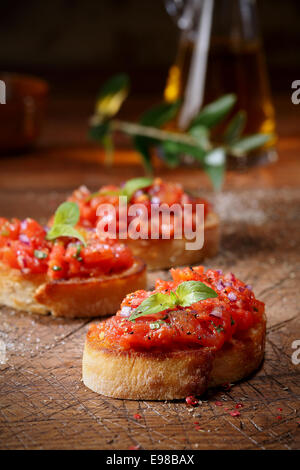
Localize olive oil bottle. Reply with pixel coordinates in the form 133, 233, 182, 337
164, 0, 277, 167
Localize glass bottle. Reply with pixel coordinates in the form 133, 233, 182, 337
164, 0, 277, 167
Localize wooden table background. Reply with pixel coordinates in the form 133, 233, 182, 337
0, 96, 299, 450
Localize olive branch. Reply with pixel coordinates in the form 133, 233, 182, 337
89, 73, 273, 190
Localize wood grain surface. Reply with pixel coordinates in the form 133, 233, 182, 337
0, 96, 299, 450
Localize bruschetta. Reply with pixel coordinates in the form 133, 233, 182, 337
82, 266, 266, 400
67, 177, 220, 270
0, 216, 146, 317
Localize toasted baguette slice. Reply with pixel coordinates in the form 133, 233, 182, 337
82, 312, 266, 400
125, 211, 220, 270
0, 259, 146, 318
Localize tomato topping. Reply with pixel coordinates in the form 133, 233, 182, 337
68, 178, 211, 236
88, 266, 264, 353
0, 218, 134, 280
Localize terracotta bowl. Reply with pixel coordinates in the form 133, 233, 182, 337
0, 73, 49, 153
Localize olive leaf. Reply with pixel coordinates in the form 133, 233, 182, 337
161, 140, 206, 163
203, 148, 226, 192
223, 111, 246, 144
189, 94, 236, 129
95, 73, 129, 119
188, 125, 210, 149
134, 100, 181, 172
229, 134, 272, 156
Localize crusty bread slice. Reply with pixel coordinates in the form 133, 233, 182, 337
0, 259, 146, 318
125, 211, 220, 270
82, 312, 266, 400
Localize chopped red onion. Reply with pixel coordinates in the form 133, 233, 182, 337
216, 280, 225, 291
210, 307, 223, 318
20, 220, 28, 230
228, 292, 237, 301
120, 306, 132, 317
151, 196, 160, 204
246, 284, 252, 291
19, 234, 30, 245
216, 269, 223, 275
224, 281, 232, 287
238, 286, 245, 293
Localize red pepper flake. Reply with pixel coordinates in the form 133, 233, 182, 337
195, 425, 202, 431
186, 395, 199, 406
277, 415, 282, 420
230, 411, 241, 417
193, 421, 199, 425
128, 444, 141, 450
133, 413, 142, 420
277, 408, 283, 412
222, 382, 231, 391
235, 403, 244, 409
224, 407, 230, 412
215, 401, 223, 406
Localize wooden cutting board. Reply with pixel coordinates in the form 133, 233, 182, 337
0, 182, 299, 450
0, 107, 299, 451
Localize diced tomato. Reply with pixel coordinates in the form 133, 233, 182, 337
90, 266, 265, 353
68, 178, 211, 238
0, 217, 134, 280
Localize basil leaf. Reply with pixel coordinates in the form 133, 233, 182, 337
53, 202, 80, 227
95, 74, 129, 118
229, 134, 272, 156
129, 292, 177, 321
86, 177, 153, 203
129, 281, 218, 321
203, 148, 226, 191
121, 177, 153, 201
175, 281, 218, 306
190, 94, 236, 129
85, 189, 120, 202
46, 225, 86, 246
223, 111, 246, 144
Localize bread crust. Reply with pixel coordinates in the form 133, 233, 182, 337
0, 259, 146, 318
82, 312, 266, 400
125, 211, 220, 270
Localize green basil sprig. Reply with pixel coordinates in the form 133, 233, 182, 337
46, 202, 86, 246
129, 281, 217, 321
120, 177, 153, 200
